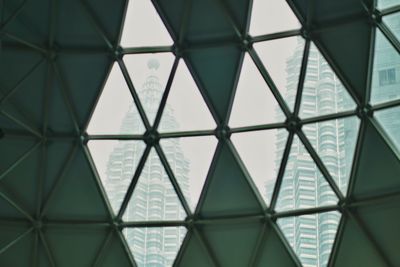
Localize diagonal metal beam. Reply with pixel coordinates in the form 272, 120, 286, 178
0, 226, 33, 256
0, 0, 28, 31
38, 230, 56, 267
92, 229, 113, 267
0, 189, 35, 222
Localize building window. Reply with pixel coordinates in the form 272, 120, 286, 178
379, 68, 397, 86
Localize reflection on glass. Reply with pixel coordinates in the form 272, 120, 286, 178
123, 149, 186, 222
299, 43, 356, 119
229, 54, 285, 128
120, 0, 173, 47
124, 53, 175, 125
370, 30, 400, 105
254, 36, 305, 111
124, 226, 187, 267
375, 106, 400, 151
231, 129, 288, 205
278, 211, 341, 267
87, 63, 145, 135
303, 116, 360, 195
276, 135, 338, 211
377, 0, 400, 10
158, 60, 216, 133
160, 136, 217, 211
383, 12, 400, 41
88, 140, 146, 214
249, 0, 300, 36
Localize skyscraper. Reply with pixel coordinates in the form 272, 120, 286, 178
104, 59, 189, 266
275, 38, 359, 267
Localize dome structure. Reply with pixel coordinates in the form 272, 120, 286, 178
0, 0, 399, 266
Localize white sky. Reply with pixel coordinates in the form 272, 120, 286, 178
87, 0, 302, 208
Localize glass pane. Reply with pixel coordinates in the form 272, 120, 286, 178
375, 106, 400, 151
158, 60, 216, 133
249, 0, 300, 36
303, 116, 360, 195
87, 63, 145, 135
231, 129, 288, 205
229, 54, 286, 128
120, 0, 173, 47
124, 53, 175, 125
254, 36, 305, 111
124, 226, 187, 267
370, 30, 400, 105
377, 0, 400, 10
160, 136, 217, 211
299, 43, 356, 119
87, 140, 146, 214
123, 149, 186, 222
383, 12, 400, 41
276, 135, 338, 211
278, 211, 341, 267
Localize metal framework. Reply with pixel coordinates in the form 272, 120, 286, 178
0, 0, 399, 266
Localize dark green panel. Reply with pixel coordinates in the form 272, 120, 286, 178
290, 0, 373, 23
85, 0, 127, 45
0, 147, 40, 215
55, 0, 106, 47
0, 49, 43, 93
199, 142, 263, 217
3, 0, 50, 46
99, 232, 132, 267
0, 224, 30, 249
56, 54, 111, 128
0, 231, 34, 267
0, 137, 37, 174
45, 227, 107, 267
332, 216, 386, 267
353, 120, 400, 197
186, 46, 242, 123
46, 77, 76, 133
44, 147, 110, 221
43, 140, 76, 199
225, 0, 250, 34
153, 0, 185, 41
3, 61, 47, 130
176, 231, 214, 267
358, 199, 400, 266
256, 225, 298, 267
185, 0, 237, 43
315, 20, 371, 103
201, 221, 262, 267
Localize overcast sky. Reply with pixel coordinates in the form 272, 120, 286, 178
87, 0, 301, 209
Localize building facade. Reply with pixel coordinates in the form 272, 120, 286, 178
104, 60, 189, 267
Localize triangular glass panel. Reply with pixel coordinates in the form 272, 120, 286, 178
120, 0, 173, 47
45, 149, 110, 220
229, 54, 286, 128
87, 140, 146, 214
275, 135, 338, 211
375, 106, 400, 152
159, 136, 217, 212
124, 53, 175, 125
299, 42, 356, 119
254, 36, 305, 111
123, 226, 187, 267
377, 0, 400, 10
231, 128, 289, 206
370, 29, 400, 105
303, 116, 360, 195
249, 0, 301, 36
199, 143, 263, 217
202, 222, 262, 267
123, 149, 186, 222
87, 63, 145, 135
383, 12, 400, 41
176, 231, 215, 267
158, 60, 216, 133
277, 211, 341, 267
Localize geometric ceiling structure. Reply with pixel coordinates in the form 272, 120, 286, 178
0, 0, 400, 267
